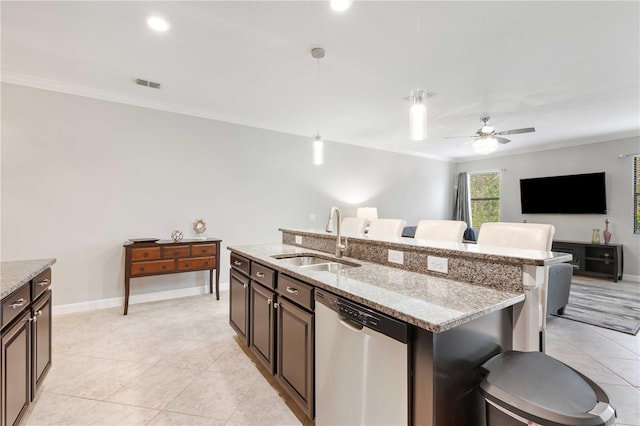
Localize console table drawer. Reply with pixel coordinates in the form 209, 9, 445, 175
162, 246, 190, 259
131, 260, 175, 276
177, 256, 216, 271
192, 244, 217, 257
131, 247, 161, 261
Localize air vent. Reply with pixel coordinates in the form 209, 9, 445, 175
134, 78, 161, 89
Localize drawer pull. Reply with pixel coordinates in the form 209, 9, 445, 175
11, 298, 27, 309
185, 262, 190, 267
204, 261, 209, 266
139, 266, 145, 272
256, 272, 265, 278
37, 279, 51, 287
201, 248, 206, 253
233, 261, 242, 266
173, 250, 179, 255
143, 252, 148, 258
162, 265, 167, 270
286, 286, 299, 295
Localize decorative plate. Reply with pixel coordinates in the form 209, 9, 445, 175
129, 238, 160, 243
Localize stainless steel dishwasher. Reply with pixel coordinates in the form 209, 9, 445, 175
315, 288, 409, 426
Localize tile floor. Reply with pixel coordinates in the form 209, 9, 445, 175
21, 278, 639, 426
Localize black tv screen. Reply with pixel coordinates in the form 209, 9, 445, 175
520, 172, 607, 214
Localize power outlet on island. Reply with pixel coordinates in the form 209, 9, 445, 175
388, 249, 404, 265
427, 256, 448, 274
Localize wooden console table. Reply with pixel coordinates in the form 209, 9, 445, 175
123, 238, 221, 315
552, 240, 623, 282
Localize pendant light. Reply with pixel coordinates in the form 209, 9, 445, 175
311, 47, 325, 165
409, 89, 427, 141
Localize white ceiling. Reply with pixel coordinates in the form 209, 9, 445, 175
2, 1, 639, 161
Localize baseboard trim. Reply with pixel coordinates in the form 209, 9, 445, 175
53, 281, 230, 316
622, 274, 640, 283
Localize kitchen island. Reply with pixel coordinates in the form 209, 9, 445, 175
1, 258, 56, 426
228, 235, 570, 426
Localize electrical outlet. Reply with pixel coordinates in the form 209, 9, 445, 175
388, 249, 404, 265
427, 256, 448, 273
295, 235, 302, 245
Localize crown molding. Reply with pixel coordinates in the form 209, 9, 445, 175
0, 70, 260, 128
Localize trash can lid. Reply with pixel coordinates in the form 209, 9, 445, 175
480, 351, 616, 426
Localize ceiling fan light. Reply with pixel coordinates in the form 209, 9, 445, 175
330, 0, 353, 12
312, 134, 324, 165
409, 89, 427, 141
472, 137, 498, 155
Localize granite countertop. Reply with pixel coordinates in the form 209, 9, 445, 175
228, 244, 524, 333
280, 228, 572, 266
1, 259, 57, 299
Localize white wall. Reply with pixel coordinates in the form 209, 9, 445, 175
457, 137, 640, 281
1, 83, 455, 308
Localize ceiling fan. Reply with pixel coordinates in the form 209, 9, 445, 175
446, 117, 535, 154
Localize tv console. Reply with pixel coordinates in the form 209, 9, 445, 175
552, 241, 623, 283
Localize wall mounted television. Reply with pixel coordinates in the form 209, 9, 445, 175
520, 172, 607, 214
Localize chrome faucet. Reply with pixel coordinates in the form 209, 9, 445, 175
326, 206, 346, 258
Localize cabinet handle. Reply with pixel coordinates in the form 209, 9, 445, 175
273, 302, 279, 309
286, 286, 299, 295
256, 272, 265, 278
35, 310, 43, 317
29, 316, 37, 323
37, 279, 51, 287
233, 261, 242, 266
267, 298, 272, 305
243, 283, 248, 289
11, 298, 26, 309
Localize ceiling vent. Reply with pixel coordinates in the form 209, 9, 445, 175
135, 78, 161, 89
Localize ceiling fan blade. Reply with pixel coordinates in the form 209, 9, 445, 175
496, 136, 511, 144
444, 135, 477, 139
495, 127, 535, 135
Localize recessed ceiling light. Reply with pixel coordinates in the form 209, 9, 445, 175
330, 0, 352, 12
147, 16, 170, 32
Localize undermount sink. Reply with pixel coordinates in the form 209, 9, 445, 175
272, 254, 361, 271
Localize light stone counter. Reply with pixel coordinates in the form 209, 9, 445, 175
1, 259, 57, 299
228, 244, 524, 333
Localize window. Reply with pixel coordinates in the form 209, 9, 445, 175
635, 155, 640, 234
470, 171, 500, 227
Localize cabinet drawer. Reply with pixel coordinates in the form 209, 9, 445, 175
251, 262, 276, 289
277, 275, 313, 310
231, 253, 250, 276
193, 244, 217, 257
131, 247, 161, 261
162, 245, 190, 259
1, 284, 31, 329
131, 260, 175, 276
32, 268, 52, 301
177, 256, 216, 271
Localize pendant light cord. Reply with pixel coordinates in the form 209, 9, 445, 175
317, 56, 320, 135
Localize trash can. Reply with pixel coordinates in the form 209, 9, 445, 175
480, 351, 616, 426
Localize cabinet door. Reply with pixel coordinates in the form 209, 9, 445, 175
229, 271, 250, 345
32, 291, 52, 394
276, 298, 314, 419
250, 283, 276, 374
1, 311, 31, 426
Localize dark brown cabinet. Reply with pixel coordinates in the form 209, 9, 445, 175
250, 283, 276, 373
276, 276, 314, 419
552, 241, 623, 282
229, 271, 250, 345
1, 267, 53, 426
1, 310, 31, 426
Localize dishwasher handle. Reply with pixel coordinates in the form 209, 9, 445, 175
338, 315, 364, 332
